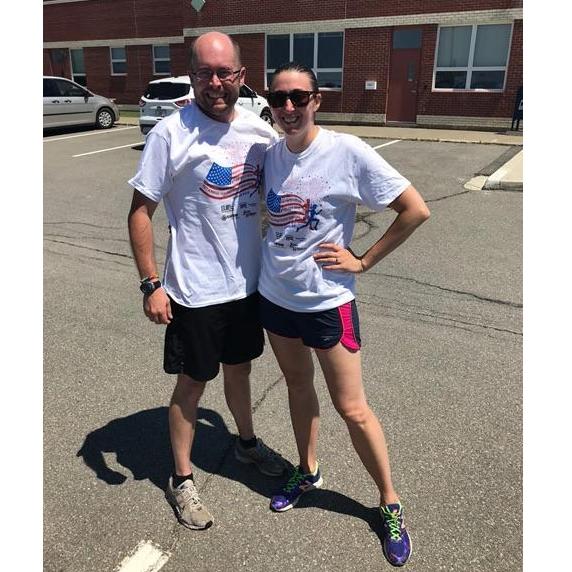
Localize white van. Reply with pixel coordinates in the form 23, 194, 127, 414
139, 75, 273, 135
43, 76, 119, 130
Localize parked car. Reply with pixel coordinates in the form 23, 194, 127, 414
43, 76, 120, 130
139, 75, 274, 135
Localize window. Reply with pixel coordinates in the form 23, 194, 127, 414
144, 80, 191, 100
153, 45, 170, 75
70, 49, 86, 86
110, 47, 127, 75
55, 79, 88, 97
266, 32, 344, 89
44, 78, 89, 98
434, 24, 512, 91
393, 29, 422, 50
43, 78, 59, 97
239, 85, 256, 98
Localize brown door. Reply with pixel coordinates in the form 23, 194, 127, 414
386, 28, 422, 123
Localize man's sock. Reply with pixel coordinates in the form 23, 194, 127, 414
172, 472, 193, 488
239, 436, 258, 449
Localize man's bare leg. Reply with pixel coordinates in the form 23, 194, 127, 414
222, 362, 255, 440
168, 373, 206, 476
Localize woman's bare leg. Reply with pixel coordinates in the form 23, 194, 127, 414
315, 344, 399, 505
267, 332, 319, 473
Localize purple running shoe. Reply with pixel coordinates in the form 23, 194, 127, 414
380, 502, 412, 567
270, 465, 323, 512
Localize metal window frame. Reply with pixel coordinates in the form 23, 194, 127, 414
264, 31, 344, 91
110, 46, 127, 76
432, 23, 514, 92
152, 44, 171, 76
69, 48, 86, 83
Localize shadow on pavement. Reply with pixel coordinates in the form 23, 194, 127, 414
76, 406, 291, 498
43, 125, 99, 137
77, 407, 382, 534
296, 489, 386, 548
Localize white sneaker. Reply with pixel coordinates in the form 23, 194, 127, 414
165, 477, 213, 530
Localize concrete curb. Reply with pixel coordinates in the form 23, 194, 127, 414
364, 135, 522, 146
464, 175, 488, 191
483, 150, 523, 191
483, 180, 523, 191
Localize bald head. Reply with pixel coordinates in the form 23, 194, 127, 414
189, 31, 241, 71
187, 31, 245, 122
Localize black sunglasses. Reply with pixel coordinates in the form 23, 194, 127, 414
266, 90, 317, 108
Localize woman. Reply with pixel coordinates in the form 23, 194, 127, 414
259, 62, 430, 567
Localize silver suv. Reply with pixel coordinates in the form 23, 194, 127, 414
43, 76, 119, 130
139, 75, 274, 135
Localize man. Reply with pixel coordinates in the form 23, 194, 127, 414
127, 31, 284, 530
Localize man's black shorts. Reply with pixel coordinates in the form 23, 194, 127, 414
164, 292, 264, 382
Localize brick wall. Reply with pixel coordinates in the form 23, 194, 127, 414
82, 46, 153, 102
416, 20, 522, 119
43, 48, 71, 78
43, 0, 523, 122
346, 0, 522, 18
232, 33, 266, 96
186, 0, 348, 29
170, 43, 189, 77
44, 0, 184, 42
44, 0, 523, 41
184, 0, 523, 27
341, 27, 392, 115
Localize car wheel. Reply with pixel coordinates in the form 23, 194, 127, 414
96, 107, 115, 129
260, 109, 274, 126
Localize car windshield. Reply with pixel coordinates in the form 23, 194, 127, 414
144, 82, 190, 100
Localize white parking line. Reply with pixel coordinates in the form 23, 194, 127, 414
372, 139, 401, 150
72, 142, 144, 157
43, 126, 138, 143
114, 540, 170, 572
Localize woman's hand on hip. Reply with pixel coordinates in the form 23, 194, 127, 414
313, 243, 364, 273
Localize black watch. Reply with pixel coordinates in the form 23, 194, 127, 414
139, 280, 162, 295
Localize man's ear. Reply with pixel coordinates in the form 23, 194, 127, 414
239, 66, 246, 86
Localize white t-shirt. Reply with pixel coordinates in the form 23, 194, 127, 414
259, 128, 411, 312
129, 103, 279, 308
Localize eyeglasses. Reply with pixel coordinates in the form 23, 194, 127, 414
266, 90, 317, 108
191, 68, 242, 82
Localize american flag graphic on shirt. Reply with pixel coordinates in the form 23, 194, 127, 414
199, 162, 261, 200
266, 188, 311, 227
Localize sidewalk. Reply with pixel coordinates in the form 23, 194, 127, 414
483, 148, 523, 191
313, 123, 523, 146
117, 115, 523, 191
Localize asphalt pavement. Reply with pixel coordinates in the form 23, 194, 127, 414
43, 123, 522, 572
116, 115, 524, 192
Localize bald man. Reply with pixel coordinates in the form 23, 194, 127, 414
128, 32, 284, 530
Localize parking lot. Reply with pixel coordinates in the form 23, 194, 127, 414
44, 124, 522, 572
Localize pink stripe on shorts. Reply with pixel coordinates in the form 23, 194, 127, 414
337, 302, 360, 351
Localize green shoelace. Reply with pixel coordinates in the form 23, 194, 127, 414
381, 506, 403, 541
284, 467, 306, 492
